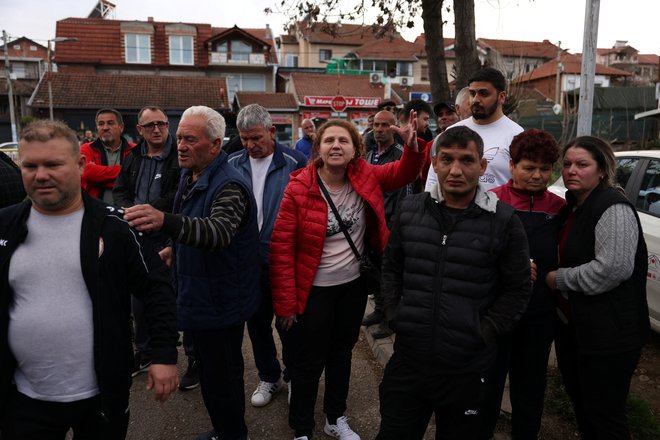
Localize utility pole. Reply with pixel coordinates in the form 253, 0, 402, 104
577, 0, 600, 136
554, 41, 562, 114
2, 30, 18, 142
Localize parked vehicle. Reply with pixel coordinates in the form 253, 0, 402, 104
549, 150, 660, 333
0, 142, 19, 164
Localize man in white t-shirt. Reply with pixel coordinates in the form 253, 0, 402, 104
425, 67, 523, 192
227, 104, 307, 411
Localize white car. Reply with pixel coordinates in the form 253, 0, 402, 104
550, 150, 660, 333
0, 141, 19, 164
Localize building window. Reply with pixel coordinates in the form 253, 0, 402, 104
421, 64, 429, 81
319, 49, 332, 62
226, 74, 266, 102
30, 45, 37, 51
396, 62, 412, 77
285, 54, 298, 67
231, 40, 252, 62
169, 35, 194, 65
125, 34, 151, 64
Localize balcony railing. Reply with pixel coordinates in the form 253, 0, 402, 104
210, 52, 266, 65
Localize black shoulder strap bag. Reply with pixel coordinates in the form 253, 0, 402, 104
317, 174, 381, 292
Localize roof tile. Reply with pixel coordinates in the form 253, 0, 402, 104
31, 72, 229, 110
235, 92, 298, 110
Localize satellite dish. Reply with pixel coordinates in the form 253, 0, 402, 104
552, 103, 562, 115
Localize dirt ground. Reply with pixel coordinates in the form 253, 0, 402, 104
495, 331, 660, 440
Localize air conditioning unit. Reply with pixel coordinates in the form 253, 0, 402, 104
400, 76, 414, 87
370, 72, 383, 84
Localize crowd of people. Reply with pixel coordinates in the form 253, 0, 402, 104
0, 66, 651, 440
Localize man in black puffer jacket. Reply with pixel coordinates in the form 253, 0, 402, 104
375, 126, 531, 440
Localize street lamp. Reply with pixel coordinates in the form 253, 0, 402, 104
47, 37, 77, 120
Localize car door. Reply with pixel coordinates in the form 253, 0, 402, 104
621, 155, 660, 333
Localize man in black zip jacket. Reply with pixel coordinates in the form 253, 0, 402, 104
111, 106, 192, 388
0, 120, 178, 440
376, 126, 531, 440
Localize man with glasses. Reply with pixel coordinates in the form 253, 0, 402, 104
112, 107, 188, 388
80, 108, 135, 203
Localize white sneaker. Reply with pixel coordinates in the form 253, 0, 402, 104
293, 437, 309, 440
250, 378, 283, 407
323, 416, 360, 440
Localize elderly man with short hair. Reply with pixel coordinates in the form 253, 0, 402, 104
124, 106, 261, 440
228, 104, 307, 408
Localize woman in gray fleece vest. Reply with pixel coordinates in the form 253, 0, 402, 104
546, 136, 649, 440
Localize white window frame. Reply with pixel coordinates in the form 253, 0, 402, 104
169, 35, 194, 65
125, 33, 151, 64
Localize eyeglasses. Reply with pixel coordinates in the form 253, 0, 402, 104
139, 121, 169, 131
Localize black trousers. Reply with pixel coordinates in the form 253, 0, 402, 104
376, 353, 485, 440
289, 278, 367, 438
247, 272, 295, 383
555, 322, 641, 440
0, 388, 129, 440
479, 312, 555, 440
192, 324, 248, 440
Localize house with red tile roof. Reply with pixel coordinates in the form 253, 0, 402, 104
596, 41, 658, 87
514, 52, 631, 102
478, 38, 560, 80
0, 37, 48, 140
283, 21, 387, 69
30, 16, 280, 135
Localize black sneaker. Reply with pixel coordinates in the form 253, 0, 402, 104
179, 358, 199, 390
362, 310, 383, 327
131, 354, 151, 377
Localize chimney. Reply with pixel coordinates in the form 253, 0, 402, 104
264, 24, 272, 40
147, 17, 154, 22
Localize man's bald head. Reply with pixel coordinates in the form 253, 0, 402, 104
373, 110, 397, 148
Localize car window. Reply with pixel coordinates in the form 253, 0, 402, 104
636, 159, 660, 215
615, 157, 639, 189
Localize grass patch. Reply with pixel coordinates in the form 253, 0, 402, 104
544, 369, 660, 440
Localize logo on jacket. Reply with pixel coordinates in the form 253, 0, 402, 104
154, 173, 162, 180
0, 239, 7, 247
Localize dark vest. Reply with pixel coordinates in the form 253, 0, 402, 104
562, 186, 649, 354
392, 193, 515, 373
174, 152, 260, 330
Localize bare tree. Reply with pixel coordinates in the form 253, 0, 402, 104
267, 0, 477, 103
453, 0, 481, 90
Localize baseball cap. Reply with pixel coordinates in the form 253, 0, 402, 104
434, 101, 456, 115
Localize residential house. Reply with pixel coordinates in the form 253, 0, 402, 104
514, 52, 631, 104
0, 37, 47, 139
478, 38, 560, 80
281, 22, 384, 69
30, 16, 279, 133
283, 71, 386, 133
233, 91, 298, 144
598, 41, 659, 86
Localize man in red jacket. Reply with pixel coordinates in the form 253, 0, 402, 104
80, 108, 135, 203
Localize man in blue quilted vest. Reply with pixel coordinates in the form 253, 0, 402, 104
124, 105, 260, 440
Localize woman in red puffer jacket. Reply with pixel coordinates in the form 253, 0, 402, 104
270, 115, 426, 440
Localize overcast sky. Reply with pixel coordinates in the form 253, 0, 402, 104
1, 0, 658, 55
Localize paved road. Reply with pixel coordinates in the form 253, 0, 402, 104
125, 330, 385, 440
